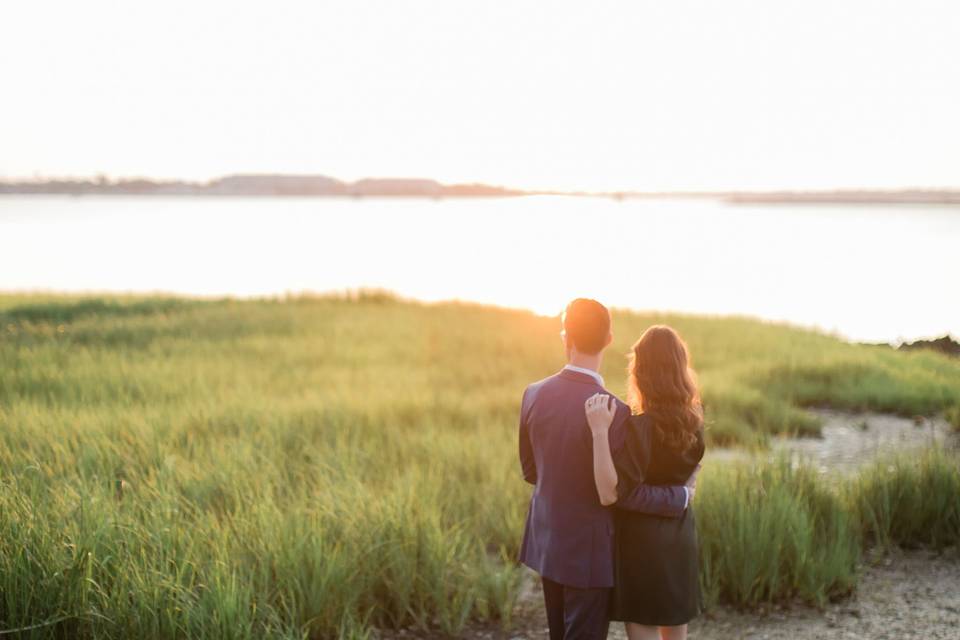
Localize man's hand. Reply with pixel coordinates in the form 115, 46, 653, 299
685, 463, 702, 503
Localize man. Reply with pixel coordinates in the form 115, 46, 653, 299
518, 298, 696, 640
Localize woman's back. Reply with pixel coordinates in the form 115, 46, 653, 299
637, 413, 705, 485
595, 323, 705, 629
610, 412, 705, 626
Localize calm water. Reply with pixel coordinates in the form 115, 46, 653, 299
1, 195, 957, 343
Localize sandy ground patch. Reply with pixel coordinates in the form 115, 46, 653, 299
494, 549, 960, 640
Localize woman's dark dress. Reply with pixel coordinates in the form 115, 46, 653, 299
610, 413, 705, 626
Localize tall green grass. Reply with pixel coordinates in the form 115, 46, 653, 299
696, 459, 860, 608
852, 448, 960, 551
696, 449, 960, 610
0, 293, 958, 637
946, 405, 960, 431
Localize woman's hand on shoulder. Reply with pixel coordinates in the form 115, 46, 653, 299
585, 393, 616, 437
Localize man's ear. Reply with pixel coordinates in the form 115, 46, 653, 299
604, 332, 614, 348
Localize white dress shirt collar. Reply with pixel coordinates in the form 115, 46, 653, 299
562, 363, 605, 387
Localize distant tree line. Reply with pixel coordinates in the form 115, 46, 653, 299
0, 174, 525, 197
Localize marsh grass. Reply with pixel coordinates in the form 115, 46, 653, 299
946, 405, 960, 431
696, 458, 861, 609
852, 448, 960, 551
0, 293, 958, 637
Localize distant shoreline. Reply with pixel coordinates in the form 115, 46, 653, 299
0, 174, 523, 198
721, 190, 960, 204
2, 173, 959, 203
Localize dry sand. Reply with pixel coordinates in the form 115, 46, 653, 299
378, 549, 960, 640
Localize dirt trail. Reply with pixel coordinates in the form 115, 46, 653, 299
489, 550, 959, 640
704, 409, 958, 474
683, 549, 960, 640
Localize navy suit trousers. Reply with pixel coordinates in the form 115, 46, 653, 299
541, 577, 610, 640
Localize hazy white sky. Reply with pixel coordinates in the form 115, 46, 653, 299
2, 1, 958, 191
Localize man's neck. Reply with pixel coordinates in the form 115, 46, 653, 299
567, 352, 602, 372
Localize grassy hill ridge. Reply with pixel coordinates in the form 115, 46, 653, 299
3, 292, 958, 445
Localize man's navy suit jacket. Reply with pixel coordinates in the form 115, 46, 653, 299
518, 368, 687, 589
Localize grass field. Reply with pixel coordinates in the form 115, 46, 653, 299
1, 293, 958, 638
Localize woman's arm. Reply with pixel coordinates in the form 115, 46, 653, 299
585, 393, 619, 506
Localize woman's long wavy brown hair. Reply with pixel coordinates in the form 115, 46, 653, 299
627, 325, 703, 452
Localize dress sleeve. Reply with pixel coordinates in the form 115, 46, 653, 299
611, 415, 686, 517
612, 415, 653, 499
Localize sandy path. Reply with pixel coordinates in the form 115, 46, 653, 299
704, 410, 958, 474
683, 549, 960, 640
489, 550, 960, 640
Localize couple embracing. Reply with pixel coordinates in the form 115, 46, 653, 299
518, 298, 705, 640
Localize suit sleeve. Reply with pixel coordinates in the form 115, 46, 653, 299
518, 387, 537, 485
610, 411, 686, 517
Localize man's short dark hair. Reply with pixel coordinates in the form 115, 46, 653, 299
562, 298, 611, 355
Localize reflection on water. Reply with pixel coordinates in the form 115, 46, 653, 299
1, 195, 958, 342
705, 409, 958, 473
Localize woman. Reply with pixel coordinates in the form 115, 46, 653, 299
584, 325, 705, 640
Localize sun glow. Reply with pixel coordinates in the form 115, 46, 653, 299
2, 1, 959, 192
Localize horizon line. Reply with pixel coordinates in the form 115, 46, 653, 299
3, 171, 960, 197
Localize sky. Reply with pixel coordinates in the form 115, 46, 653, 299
2, 1, 958, 192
